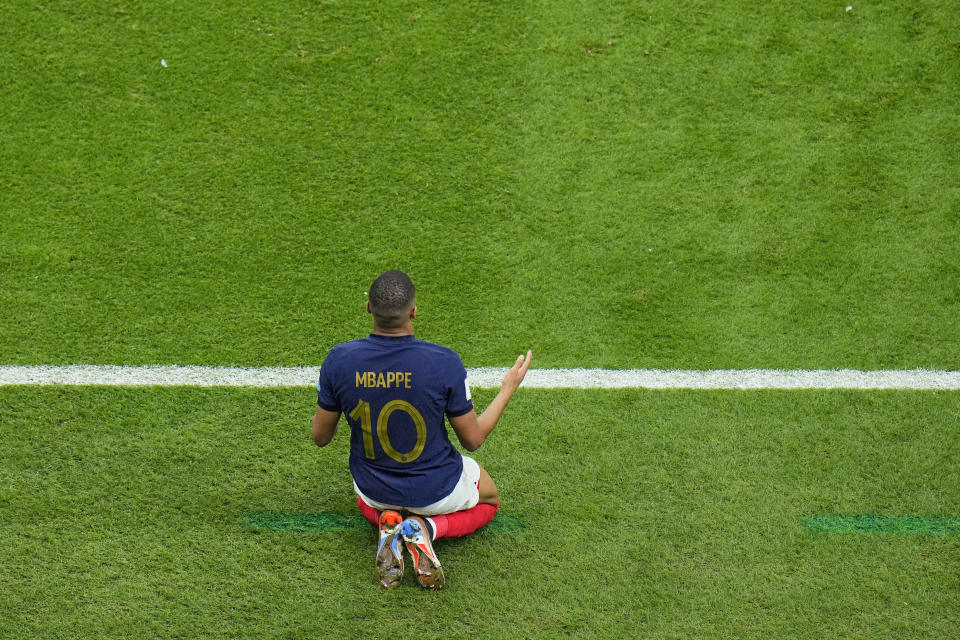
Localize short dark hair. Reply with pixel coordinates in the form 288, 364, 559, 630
369, 270, 416, 329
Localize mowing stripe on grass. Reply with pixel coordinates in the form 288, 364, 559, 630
807, 515, 960, 534
244, 512, 524, 532
1, 365, 959, 389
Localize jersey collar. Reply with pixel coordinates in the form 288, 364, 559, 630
367, 333, 416, 343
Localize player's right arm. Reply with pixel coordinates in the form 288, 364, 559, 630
449, 351, 531, 451
312, 406, 340, 447
314, 354, 342, 447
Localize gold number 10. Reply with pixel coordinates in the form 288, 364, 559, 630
349, 399, 427, 463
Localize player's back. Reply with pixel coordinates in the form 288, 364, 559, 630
317, 334, 474, 507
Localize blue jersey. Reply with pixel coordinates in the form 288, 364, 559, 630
317, 334, 474, 508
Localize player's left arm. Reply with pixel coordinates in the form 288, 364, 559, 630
449, 350, 532, 451
312, 406, 340, 447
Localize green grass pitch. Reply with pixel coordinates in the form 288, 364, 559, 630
2, 388, 958, 638
2, 0, 958, 369
1, 1, 958, 638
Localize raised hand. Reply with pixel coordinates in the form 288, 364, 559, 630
501, 350, 532, 395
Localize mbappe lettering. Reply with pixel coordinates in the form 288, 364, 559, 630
355, 371, 412, 389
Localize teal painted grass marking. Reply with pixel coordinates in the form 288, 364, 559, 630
246, 512, 367, 532
245, 511, 524, 532
807, 515, 960, 534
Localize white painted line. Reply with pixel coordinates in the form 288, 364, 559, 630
0, 365, 312, 387
0, 365, 958, 389
501, 368, 960, 390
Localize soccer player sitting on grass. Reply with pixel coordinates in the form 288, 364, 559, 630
311, 270, 532, 589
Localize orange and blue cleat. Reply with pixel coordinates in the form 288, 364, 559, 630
400, 517, 445, 590
376, 510, 404, 588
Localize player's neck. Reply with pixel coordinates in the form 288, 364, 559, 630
372, 323, 414, 337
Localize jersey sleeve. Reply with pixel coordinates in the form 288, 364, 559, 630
444, 352, 474, 418
316, 352, 341, 412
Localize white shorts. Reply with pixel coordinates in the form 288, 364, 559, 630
355, 455, 481, 516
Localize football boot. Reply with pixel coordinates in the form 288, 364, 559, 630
400, 517, 445, 590
376, 510, 404, 588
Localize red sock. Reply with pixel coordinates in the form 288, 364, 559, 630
428, 502, 499, 540
356, 495, 380, 526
